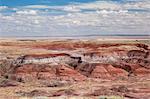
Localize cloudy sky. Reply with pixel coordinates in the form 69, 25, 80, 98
0, 0, 150, 37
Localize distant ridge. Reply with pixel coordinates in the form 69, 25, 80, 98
0, 34, 149, 38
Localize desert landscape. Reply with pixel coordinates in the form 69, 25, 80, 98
0, 38, 149, 99
1, 0, 150, 98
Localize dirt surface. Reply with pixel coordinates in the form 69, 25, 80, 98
0, 39, 150, 99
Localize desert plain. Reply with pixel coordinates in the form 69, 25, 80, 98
0, 38, 150, 99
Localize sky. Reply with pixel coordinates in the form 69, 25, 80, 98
0, 0, 150, 37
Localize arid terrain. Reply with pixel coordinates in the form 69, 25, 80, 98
0, 38, 150, 99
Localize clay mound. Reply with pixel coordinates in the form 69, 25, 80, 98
14, 64, 86, 82
15, 64, 57, 81
76, 63, 128, 79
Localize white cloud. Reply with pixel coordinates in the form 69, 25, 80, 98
0, 0, 150, 36
16, 10, 37, 15
63, 6, 81, 12
75, 1, 122, 10
124, 0, 150, 9
24, 5, 51, 9
0, 6, 8, 11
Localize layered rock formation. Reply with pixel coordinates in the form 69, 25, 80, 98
0, 40, 150, 98
0, 42, 149, 82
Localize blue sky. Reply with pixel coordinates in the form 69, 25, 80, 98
0, 0, 150, 37
0, 0, 98, 7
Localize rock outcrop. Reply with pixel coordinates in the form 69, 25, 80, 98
14, 64, 86, 82
0, 42, 150, 82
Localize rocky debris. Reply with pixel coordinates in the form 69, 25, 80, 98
16, 90, 49, 97
111, 85, 129, 93
127, 50, 149, 58
110, 86, 150, 99
0, 79, 18, 87
49, 89, 77, 97
86, 85, 150, 98
124, 93, 143, 99
16, 89, 77, 97
85, 87, 120, 96
124, 92, 150, 99
1, 74, 24, 83
40, 80, 69, 87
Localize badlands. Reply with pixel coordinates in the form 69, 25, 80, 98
0, 39, 150, 99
